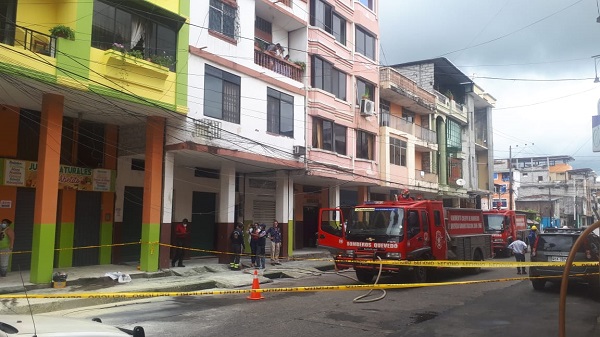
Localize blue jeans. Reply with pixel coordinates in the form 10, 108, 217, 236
514, 253, 526, 273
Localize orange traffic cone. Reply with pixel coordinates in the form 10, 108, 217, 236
247, 269, 265, 300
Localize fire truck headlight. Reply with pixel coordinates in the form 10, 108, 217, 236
345, 250, 355, 257
493, 239, 504, 243
386, 252, 401, 259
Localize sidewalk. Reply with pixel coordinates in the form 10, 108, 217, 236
0, 248, 334, 315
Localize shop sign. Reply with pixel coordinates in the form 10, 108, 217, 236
1, 159, 115, 192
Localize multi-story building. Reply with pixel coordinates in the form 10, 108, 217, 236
0, 0, 189, 282
389, 58, 496, 208
499, 155, 597, 228
177, 0, 308, 262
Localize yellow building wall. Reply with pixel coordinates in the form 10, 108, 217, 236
17, 0, 77, 33
149, 0, 179, 14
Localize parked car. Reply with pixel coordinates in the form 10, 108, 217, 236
529, 227, 600, 295
0, 315, 145, 337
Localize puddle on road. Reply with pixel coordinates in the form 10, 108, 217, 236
408, 311, 438, 325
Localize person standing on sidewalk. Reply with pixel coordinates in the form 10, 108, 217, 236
249, 223, 259, 267
508, 238, 528, 275
256, 224, 267, 269
267, 220, 282, 265
0, 219, 14, 277
229, 223, 244, 269
171, 218, 190, 267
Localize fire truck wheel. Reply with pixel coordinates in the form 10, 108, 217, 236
410, 266, 427, 283
531, 278, 546, 290
463, 249, 483, 275
355, 269, 374, 283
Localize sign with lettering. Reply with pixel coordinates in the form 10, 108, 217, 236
0, 159, 115, 192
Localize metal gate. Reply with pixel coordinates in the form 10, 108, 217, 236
190, 192, 216, 257
73, 191, 101, 266
12, 188, 35, 271
120, 186, 143, 263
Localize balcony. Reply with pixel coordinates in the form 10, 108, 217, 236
434, 90, 468, 123
379, 67, 435, 115
1, 23, 56, 57
380, 113, 437, 144
254, 47, 303, 82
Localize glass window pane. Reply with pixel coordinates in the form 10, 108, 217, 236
267, 95, 279, 133
356, 28, 365, 55
334, 124, 346, 155
222, 81, 240, 123
323, 120, 333, 151
280, 100, 294, 138
204, 75, 222, 119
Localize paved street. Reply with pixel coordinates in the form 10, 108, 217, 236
43, 256, 599, 337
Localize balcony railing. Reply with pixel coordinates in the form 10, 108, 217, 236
381, 113, 437, 143
254, 47, 303, 82
379, 67, 436, 112
1, 23, 56, 57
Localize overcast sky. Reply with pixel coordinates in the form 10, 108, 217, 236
379, 0, 600, 173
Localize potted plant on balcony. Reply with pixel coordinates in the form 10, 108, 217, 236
293, 61, 305, 72
49, 25, 75, 40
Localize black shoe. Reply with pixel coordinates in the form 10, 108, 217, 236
522, 271, 527, 274
178, 264, 185, 267
517, 271, 521, 275
171, 262, 175, 267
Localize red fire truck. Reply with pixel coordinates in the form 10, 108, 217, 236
482, 209, 528, 257
318, 198, 492, 283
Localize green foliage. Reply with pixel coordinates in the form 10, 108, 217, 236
127, 49, 144, 59
149, 53, 175, 68
49, 25, 75, 40
293, 61, 306, 71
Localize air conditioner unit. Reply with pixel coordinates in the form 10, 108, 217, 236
360, 99, 375, 116
293, 145, 306, 156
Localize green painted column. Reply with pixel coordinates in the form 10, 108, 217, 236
438, 118, 448, 186
30, 94, 64, 283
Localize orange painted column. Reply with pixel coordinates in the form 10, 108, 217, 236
140, 116, 165, 272
30, 93, 64, 283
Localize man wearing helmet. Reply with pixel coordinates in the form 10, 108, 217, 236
527, 225, 538, 250
0, 219, 14, 277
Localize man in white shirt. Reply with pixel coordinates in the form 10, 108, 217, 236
508, 238, 528, 275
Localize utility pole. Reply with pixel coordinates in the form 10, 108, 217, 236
508, 146, 513, 210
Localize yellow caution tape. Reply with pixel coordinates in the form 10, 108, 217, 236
0, 273, 596, 299
335, 259, 600, 268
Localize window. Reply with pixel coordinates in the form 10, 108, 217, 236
358, 0, 374, 11
313, 118, 347, 155
389, 137, 406, 166
204, 64, 241, 124
379, 100, 390, 127
402, 109, 415, 123
209, 0, 237, 39
267, 88, 294, 138
355, 26, 375, 60
493, 173, 498, 179
446, 119, 462, 152
310, 0, 347, 45
312, 56, 347, 100
356, 130, 375, 160
91, 0, 179, 70
492, 199, 508, 208
357, 78, 374, 104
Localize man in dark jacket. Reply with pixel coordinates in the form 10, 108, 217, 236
229, 223, 244, 269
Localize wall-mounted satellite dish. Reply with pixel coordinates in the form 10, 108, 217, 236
456, 178, 466, 186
